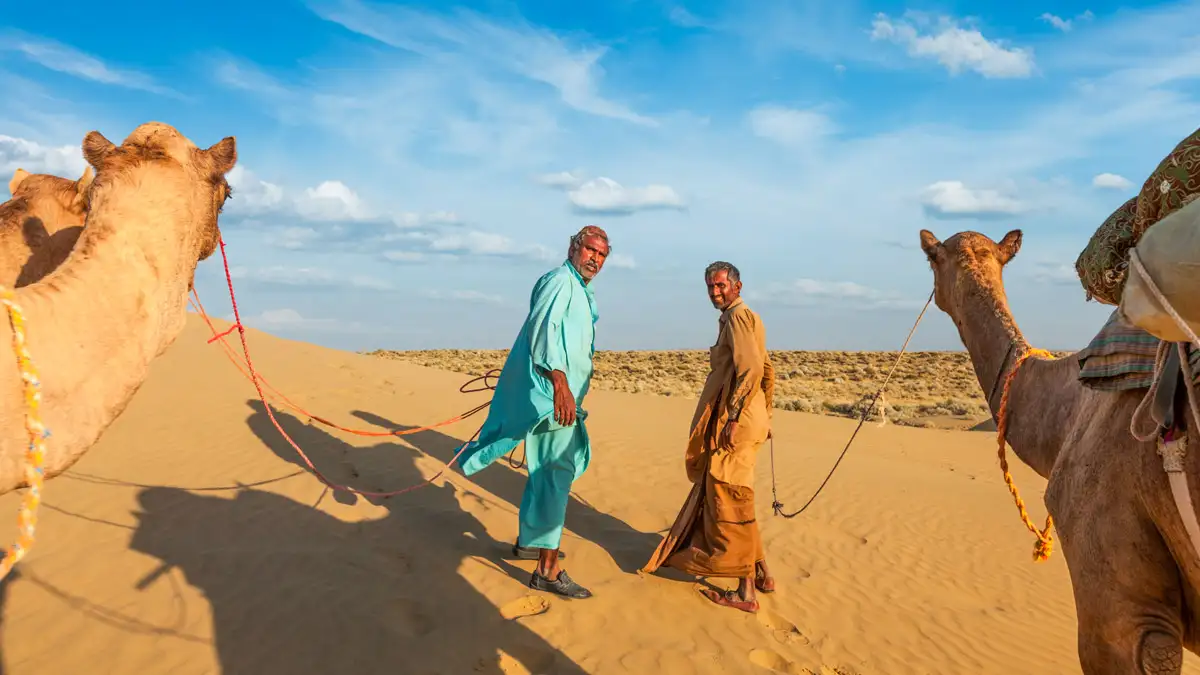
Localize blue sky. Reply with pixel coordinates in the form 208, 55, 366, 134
2, 0, 1197, 352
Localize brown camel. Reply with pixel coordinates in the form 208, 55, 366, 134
0, 122, 236, 495
919, 227, 1200, 674
0, 166, 93, 287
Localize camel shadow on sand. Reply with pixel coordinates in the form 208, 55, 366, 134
123, 399, 600, 675
0, 568, 18, 674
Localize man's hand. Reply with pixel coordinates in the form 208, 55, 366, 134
719, 419, 738, 448
548, 370, 576, 426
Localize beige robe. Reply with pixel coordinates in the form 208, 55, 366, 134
643, 297, 776, 578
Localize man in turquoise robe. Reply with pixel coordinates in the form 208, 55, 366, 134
456, 225, 610, 599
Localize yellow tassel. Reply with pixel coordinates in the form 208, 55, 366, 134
0, 285, 47, 580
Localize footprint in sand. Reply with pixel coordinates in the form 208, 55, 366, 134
499, 595, 551, 620
756, 609, 809, 645
748, 648, 810, 674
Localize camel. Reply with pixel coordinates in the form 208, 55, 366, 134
0, 122, 236, 496
919, 227, 1200, 674
0, 166, 93, 287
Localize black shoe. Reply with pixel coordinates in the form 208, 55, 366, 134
529, 570, 592, 599
512, 544, 566, 561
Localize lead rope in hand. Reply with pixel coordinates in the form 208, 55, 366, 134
772, 290, 934, 519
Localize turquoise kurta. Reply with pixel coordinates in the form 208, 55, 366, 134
456, 260, 599, 548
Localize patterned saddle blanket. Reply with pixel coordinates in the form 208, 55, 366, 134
1077, 310, 1200, 391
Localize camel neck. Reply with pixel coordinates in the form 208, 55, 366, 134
952, 279, 1073, 479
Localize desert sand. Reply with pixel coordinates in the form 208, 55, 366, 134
0, 313, 1196, 675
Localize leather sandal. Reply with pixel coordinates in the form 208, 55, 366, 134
700, 588, 759, 613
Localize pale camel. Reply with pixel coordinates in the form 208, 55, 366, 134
0, 166, 93, 287
0, 121, 236, 495
919, 227, 1200, 674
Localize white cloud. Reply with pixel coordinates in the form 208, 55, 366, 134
920, 180, 1024, 219
0, 30, 178, 97
1039, 13, 1072, 32
747, 105, 835, 146
1092, 172, 1133, 190
1030, 261, 1080, 285
296, 180, 373, 221
421, 289, 504, 304
567, 177, 686, 215
667, 6, 705, 28
1039, 11, 1095, 32
226, 166, 285, 214
749, 279, 923, 310
227, 165, 458, 232
382, 229, 553, 263
272, 227, 322, 250
229, 265, 395, 291
870, 12, 1035, 78
305, 0, 655, 126
606, 253, 636, 269
535, 170, 587, 189
241, 308, 369, 334
382, 250, 428, 263
0, 135, 86, 176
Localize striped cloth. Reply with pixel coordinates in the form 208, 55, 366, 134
1077, 310, 1200, 391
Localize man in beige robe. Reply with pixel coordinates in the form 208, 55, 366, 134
642, 260, 776, 613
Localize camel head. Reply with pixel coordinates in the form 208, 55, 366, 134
7, 165, 95, 228
81, 122, 236, 267
918, 228, 1022, 321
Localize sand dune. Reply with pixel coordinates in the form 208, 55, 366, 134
0, 313, 1196, 674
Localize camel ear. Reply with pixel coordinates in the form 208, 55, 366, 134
76, 165, 94, 188
8, 168, 29, 195
72, 165, 94, 208
919, 229, 942, 262
997, 229, 1022, 265
21, 218, 49, 249
83, 131, 116, 168
203, 136, 237, 176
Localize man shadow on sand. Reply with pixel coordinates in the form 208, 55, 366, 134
123, 400, 593, 675
342, 407, 661, 575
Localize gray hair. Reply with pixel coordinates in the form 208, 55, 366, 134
569, 224, 610, 254
704, 260, 740, 283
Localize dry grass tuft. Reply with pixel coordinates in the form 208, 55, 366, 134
365, 349, 1073, 430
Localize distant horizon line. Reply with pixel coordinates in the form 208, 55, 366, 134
361, 347, 1081, 354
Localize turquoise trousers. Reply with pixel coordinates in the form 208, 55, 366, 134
517, 420, 589, 550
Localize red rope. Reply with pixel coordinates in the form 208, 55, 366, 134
190, 288, 496, 437
204, 236, 488, 498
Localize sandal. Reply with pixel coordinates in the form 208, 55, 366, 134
700, 588, 759, 613
755, 575, 776, 593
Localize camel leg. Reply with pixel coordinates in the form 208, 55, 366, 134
1057, 514, 1185, 674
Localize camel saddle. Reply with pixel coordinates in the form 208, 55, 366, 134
1078, 310, 1200, 397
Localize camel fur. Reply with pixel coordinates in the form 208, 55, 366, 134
0, 166, 93, 288
919, 227, 1200, 674
0, 122, 235, 496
